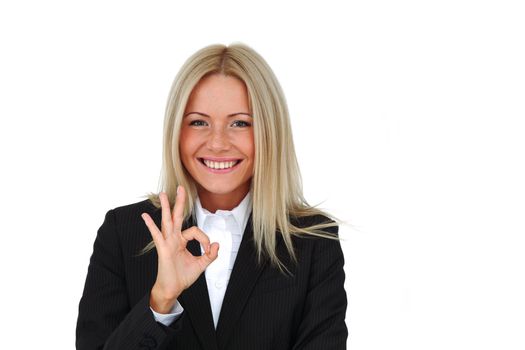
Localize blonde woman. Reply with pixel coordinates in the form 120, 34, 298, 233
76, 43, 348, 349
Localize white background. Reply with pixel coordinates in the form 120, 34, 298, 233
1, 1, 524, 349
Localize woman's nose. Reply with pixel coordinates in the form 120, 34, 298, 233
207, 127, 231, 151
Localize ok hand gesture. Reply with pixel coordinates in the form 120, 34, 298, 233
141, 185, 219, 313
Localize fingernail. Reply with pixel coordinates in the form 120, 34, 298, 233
176, 185, 180, 195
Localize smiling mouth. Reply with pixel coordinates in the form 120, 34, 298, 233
198, 158, 242, 170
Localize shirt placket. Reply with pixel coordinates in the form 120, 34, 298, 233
203, 214, 233, 328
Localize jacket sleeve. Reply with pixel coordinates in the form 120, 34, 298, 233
76, 209, 182, 350
292, 223, 348, 349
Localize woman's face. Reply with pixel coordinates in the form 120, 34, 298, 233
179, 74, 254, 210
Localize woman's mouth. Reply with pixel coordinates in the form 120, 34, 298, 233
198, 158, 242, 173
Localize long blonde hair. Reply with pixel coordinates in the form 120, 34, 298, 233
141, 42, 342, 274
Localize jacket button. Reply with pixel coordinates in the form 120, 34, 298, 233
139, 334, 157, 349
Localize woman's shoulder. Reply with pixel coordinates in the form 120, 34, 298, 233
287, 212, 340, 258
288, 213, 343, 266
95, 199, 160, 253
290, 213, 338, 233
96, 199, 161, 238
109, 198, 159, 220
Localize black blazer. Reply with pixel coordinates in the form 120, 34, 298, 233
76, 199, 347, 349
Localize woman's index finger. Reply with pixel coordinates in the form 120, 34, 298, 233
172, 185, 185, 232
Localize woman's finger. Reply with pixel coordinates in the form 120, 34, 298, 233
159, 192, 173, 238
181, 226, 212, 254
172, 185, 185, 233
141, 212, 164, 246
199, 242, 220, 266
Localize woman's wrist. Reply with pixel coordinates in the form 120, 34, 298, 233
150, 284, 181, 314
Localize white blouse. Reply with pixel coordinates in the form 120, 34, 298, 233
150, 191, 252, 329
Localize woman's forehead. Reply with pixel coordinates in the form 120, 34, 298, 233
185, 74, 250, 113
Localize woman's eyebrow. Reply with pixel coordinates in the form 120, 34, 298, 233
184, 111, 252, 118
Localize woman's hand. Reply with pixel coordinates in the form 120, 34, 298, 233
141, 185, 220, 313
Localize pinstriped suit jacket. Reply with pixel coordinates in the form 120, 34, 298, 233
76, 199, 347, 349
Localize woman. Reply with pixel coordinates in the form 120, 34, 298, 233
76, 43, 347, 349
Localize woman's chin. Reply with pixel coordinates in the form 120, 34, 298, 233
196, 181, 250, 197
199, 186, 239, 196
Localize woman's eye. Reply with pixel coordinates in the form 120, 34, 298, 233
189, 120, 251, 127
189, 120, 207, 126
232, 120, 251, 127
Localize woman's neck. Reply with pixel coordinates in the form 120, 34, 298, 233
197, 183, 250, 213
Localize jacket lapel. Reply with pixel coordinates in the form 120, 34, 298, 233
178, 215, 219, 350
215, 212, 269, 349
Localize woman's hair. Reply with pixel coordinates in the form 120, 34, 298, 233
141, 42, 342, 274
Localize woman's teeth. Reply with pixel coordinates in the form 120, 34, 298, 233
202, 159, 239, 169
